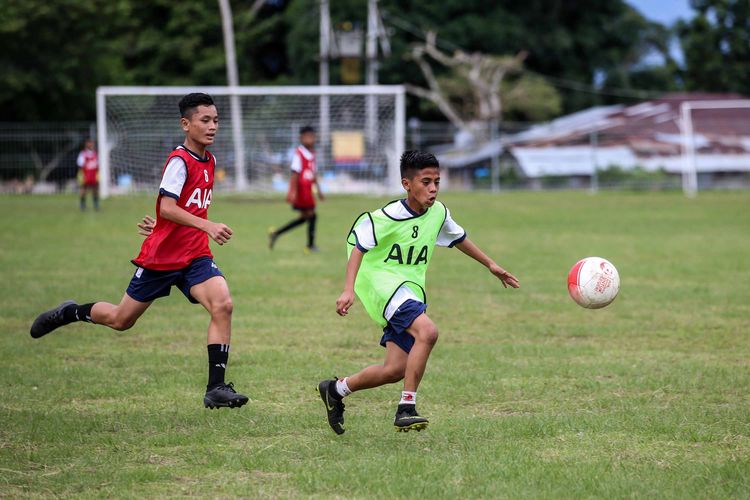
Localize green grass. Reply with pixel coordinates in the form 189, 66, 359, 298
1, 191, 749, 498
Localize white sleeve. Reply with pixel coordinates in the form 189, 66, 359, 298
352, 216, 377, 252
436, 208, 467, 247
158, 157, 187, 199
76, 152, 85, 167
290, 151, 302, 173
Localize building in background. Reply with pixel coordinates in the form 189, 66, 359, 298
439, 93, 750, 190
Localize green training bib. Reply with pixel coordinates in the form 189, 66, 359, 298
346, 200, 447, 327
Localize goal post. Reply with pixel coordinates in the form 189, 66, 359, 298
680, 99, 750, 197
96, 85, 406, 198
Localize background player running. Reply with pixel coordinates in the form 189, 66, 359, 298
30, 93, 249, 409
318, 150, 520, 434
268, 126, 324, 252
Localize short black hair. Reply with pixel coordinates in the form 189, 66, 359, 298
179, 93, 215, 118
300, 125, 315, 135
400, 150, 439, 179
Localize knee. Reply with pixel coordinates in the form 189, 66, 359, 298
417, 323, 439, 346
383, 364, 405, 383
111, 316, 136, 332
210, 297, 234, 318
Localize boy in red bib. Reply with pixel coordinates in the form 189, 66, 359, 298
269, 126, 324, 252
77, 138, 99, 211
30, 93, 249, 409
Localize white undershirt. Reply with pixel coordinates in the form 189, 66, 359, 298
159, 157, 187, 199
352, 200, 466, 320
158, 147, 214, 198
290, 145, 314, 173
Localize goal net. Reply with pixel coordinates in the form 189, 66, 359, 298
680, 99, 750, 196
96, 86, 406, 198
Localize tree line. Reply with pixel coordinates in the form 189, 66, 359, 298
1, 0, 747, 122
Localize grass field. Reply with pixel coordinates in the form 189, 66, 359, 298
1, 191, 749, 498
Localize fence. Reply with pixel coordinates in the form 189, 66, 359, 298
3, 113, 750, 195
0, 122, 95, 194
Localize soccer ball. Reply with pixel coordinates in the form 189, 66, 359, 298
567, 257, 620, 309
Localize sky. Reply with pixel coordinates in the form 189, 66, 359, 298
627, 0, 695, 67
626, 0, 694, 26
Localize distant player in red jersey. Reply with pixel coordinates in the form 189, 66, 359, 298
30, 93, 249, 409
268, 126, 324, 252
77, 138, 99, 211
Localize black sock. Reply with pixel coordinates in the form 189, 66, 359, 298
62, 303, 95, 324
80, 196, 86, 210
307, 214, 317, 248
93, 191, 99, 210
274, 217, 305, 237
207, 344, 229, 389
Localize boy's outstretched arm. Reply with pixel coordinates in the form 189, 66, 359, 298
455, 238, 520, 288
336, 247, 364, 316
160, 197, 233, 245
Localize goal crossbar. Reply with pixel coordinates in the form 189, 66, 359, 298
97, 85, 406, 97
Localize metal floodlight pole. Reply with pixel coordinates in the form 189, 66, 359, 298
392, 87, 406, 193
365, 0, 379, 148
319, 0, 331, 172
218, 0, 247, 191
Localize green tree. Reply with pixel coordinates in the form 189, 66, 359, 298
0, 0, 132, 121
283, 0, 682, 118
677, 0, 750, 95
0, 0, 286, 121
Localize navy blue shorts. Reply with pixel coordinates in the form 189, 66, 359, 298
380, 299, 427, 354
126, 257, 224, 304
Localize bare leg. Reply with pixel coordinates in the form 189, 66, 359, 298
346, 342, 408, 392
189, 276, 233, 345
403, 314, 439, 392
91, 293, 152, 331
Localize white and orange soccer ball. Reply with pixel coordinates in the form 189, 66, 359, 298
567, 257, 620, 309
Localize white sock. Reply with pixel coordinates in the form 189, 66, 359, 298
335, 377, 351, 398
399, 391, 416, 405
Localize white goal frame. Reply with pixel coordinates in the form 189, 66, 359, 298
680, 99, 750, 197
96, 85, 406, 198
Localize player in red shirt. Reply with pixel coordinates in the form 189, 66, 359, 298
268, 126, 324, 252
30, 93, 249, 409
77, 138, 99, 211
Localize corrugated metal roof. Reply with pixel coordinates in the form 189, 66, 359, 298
436, 93, 750, 176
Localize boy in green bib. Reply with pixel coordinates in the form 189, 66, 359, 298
318, 151, 520, 434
